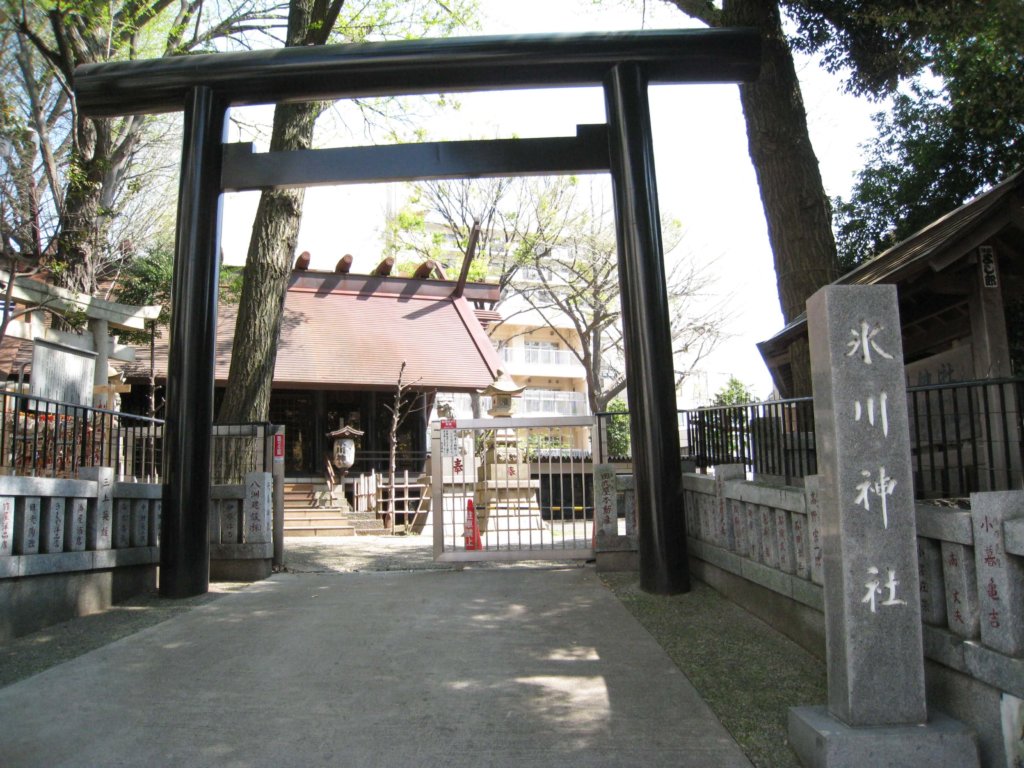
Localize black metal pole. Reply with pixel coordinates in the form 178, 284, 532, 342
160, 86, 225, 597
604, 63, 689, 595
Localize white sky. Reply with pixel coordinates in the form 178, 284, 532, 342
220, 0, 882, 405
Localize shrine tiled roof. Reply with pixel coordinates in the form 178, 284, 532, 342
122, 272, 505, 392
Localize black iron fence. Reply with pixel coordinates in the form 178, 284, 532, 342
678, 377, 1024, 498
682, 396, 817, 485
0, 389, 163, 481
907, 377, 1024, 498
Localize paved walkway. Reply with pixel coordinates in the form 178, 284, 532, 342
0, 537, 753, 767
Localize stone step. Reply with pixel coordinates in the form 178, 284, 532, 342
284, 524, 356, 537
284, 509, 349, 519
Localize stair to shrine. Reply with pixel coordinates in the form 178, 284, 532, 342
283, 482, 387, 536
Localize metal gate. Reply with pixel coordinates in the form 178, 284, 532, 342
431, 416, 596, 563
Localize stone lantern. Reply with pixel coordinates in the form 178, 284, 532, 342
474, 373, 545, 537
481, 372, 527, 418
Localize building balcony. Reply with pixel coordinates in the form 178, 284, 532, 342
498, 346, 586, 377
435, 389, 590, 419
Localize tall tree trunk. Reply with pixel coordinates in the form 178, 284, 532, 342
215, 107, 313, 423
724, 0, 839, 395
53, 120, 109, 296
216, 0, 335, 424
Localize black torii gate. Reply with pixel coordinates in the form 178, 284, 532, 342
74, 28, 760, 598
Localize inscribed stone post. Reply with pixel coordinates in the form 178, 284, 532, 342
594, 464, 618, 540
792, 511, 810, 579
80, 467, 113, 550
220, 499, 240, 545
0, 497, 13, 556
41, 497, 65, 553
620, 475, 636, 537
805, 475, 825, 584
114, 498, 132, 548
714, 464, 744, 549
684, 489, 697, 538
131, 500, 149, 547
760, 506, 778, 568
917, 537, 947, 626
65, 499, 88, 551
775, 509, 795, 574
941, 541, 980, 638
807, 285, 926, 726
731, 499, 749, 557
149, 500, 161, 547
243, 472, 272, 544
15, 497, 41, 555
971, 490, 1024, 656
746, 503, 761, 563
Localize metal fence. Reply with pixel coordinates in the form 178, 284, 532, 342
907, 377, 1024, 498
210, 423, 278, 484
678, 377, 1024, 498
431, 416, 595, 562
0, 389, 163, 481
682, 397, 817, 485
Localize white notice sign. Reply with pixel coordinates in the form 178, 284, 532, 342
440, 419, 459, 457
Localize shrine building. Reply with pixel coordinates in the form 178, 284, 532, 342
120, 264, 505, 480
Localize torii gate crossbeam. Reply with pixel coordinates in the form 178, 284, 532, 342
73, 28, 760, 598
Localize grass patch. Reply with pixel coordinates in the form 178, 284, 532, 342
601, 573, 826, 768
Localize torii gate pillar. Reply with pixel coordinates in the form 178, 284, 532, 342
605, 64, 688, 594
160, 87, 225, 597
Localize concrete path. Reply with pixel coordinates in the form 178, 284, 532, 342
0, 564, 753, 767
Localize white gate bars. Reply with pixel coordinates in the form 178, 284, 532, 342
431, 416, 596, 563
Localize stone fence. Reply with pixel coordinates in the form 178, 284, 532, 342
0, 469, 273, 641
683, 466, 1023, 768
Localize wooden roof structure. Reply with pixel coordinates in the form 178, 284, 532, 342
759, 169, 1024, 395
122, 271, 505, 393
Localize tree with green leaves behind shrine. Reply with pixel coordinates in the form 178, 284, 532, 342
665, 0, 1017, 395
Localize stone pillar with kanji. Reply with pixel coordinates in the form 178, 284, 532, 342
788, 285, 979, 767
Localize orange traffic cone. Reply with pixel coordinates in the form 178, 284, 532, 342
465, 500, 483, 550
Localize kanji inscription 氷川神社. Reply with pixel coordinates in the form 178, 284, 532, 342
789, 284, 979, 768
805, 285, 927, 727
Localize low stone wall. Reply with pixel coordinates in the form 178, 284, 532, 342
0, 470, 274, 641
209, 472, 274, 581
683, 467, 1024, 768
0, 471, 160, 641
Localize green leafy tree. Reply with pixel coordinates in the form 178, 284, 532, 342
664, 0, 1002, 394
384, 176, 531, 295
833, 4, 1024, 268
604, 396, 631, 458
712, 375, 756, 407
2, 0, 279, 295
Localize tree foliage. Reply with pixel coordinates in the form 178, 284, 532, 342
604, 396, 631, 458
833, 3, 1024, 268
664, 0, 1016, 392
384, 176, 529, 294
1, 0, 283, 295
712, 375, 756, 407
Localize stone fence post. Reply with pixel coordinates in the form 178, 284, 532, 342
788, 285, 979, 767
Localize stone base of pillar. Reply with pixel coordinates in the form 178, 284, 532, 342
788, 706, 979, 768
595, 550, 637, 572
